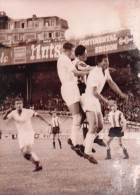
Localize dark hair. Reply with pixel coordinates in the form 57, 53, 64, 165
63, 42, 74, 50
75, 45, 86, 57
95, 54, 108, 65
14, 97, 23, 103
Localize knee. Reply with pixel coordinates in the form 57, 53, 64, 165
97, 125, 103, 133
97, 122, 103, 133
21, 146, 32, 157
107, 140, 110, 146
88, 122, 98, 133
72, 114, 82, 126
24, 153, 31, 160
119, 142, 122, 147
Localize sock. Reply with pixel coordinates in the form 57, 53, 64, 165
106, 145, 110, 150
58, 139, 62, 148
31, 152, 39, 162
53, 141, 55, 149
70, 125, 81, 146
77, 127, 84, 145
85, 133, 96, 154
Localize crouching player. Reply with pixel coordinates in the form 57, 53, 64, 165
3, 97, 49, 171
105, 101, 129, 160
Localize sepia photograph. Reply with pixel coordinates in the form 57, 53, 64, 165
0, 0, 140, 194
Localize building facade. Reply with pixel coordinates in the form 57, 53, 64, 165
0, 11, 68, 47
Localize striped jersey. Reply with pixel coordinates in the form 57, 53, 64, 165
51, 116, 60, 127
108, 110, 125, 128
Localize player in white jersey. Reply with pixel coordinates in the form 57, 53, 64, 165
105, 101, 129, 159
81, 54, 128, 163
57, 42, 97, 163
3, 97, 49, 171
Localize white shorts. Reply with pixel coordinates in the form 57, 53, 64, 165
61, 82, 80, 106
18, 131, 34, 149
80, 93, 101, 113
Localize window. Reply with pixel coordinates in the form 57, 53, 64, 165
55, 32, 60, 37
49, 32, 52, 38
19, 34, 23, 40
50, 20, 56, 26
38, 20, 43, 28
21, 23, 25, 28
9, 23, 14, 30
44, 32, 48, 39
13, 34, 19, 41
61, 32, 64, 38
28, 21, 33, 28
45, 21, 49, 27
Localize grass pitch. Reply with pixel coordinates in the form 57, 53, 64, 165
0, 138, 140, 195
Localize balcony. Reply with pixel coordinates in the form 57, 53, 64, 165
0, 25, 65, 34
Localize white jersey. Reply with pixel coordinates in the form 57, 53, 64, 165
51, 116, 60, 127
86, 66, 112, 97
57, 53, 77, 84
108, 110, 125, 128
7, 108, 37, 133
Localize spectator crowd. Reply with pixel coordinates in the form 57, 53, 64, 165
0, 87, 139, 123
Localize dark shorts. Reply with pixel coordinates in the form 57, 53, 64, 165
83, 127, 88, 139
52, 127, 60, 134
108, 127, 124, 137
78, 83, 86, 95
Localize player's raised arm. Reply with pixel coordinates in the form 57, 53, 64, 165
3, 108, 13, 120
72, 68, 89, 77
92, 86, 114, 107
76, 61, 93, 71
106, 72, 128, 100
35, 113, 51, 125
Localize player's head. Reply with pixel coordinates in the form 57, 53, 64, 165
63, 42, 75, 59
95, 54, 109, 70
110, 101, 117, 112
14, 97, 23, 111
52, 111, 57, 117
75, 45, 87, 62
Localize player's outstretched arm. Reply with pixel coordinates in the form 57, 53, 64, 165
107, 79, 128, 100
72, 69, 89, 77
36, 113, 51, 125
76, 61, 94, 71
3, 108, 13, 120
93, 86, 114, 107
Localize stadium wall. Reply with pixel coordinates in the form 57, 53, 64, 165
0, 112, 140, 140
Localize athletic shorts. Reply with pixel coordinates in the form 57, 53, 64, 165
52, 127, 60, 134
18, 131, 34, 149
80, 93, 101, 113
61, 82, 80, 106
108, 127, 124, 137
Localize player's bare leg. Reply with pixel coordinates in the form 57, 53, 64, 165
68, 102, 83, 146
57, 134, 62, 149
94, 112, 106, 147
118, 137, 129, 159
67, 102, 83, 157
105, 137, 114, 160
84, 111, 98, 164
21, 145, 42, 171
